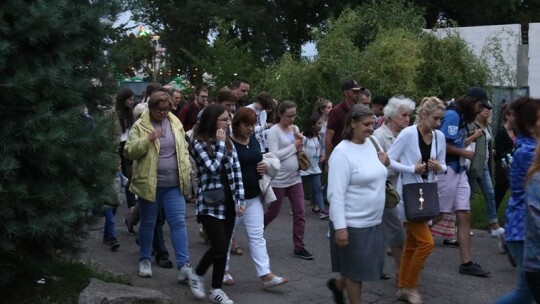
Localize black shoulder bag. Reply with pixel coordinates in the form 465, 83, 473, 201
402, 131, 440, 222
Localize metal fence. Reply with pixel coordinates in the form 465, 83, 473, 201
490, 86, 529, 133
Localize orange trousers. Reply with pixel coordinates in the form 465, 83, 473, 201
398, 221, 434, 288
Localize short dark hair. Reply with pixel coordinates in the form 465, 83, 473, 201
509, 96, 540, 137
195, 85, 208, 96
232, 77, 249, 89
256, 92, 273, 110
372, 95, 388, 106
217, 87, 237, 104
232, 108, 257, 135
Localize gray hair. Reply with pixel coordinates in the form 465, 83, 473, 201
342, 104, 373, 140
384, 96, 416, 118
133, 102, 148, 120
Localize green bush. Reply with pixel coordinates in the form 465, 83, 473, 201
0, 0, 119, 297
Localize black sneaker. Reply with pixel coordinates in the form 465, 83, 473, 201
103, 237, 118, 245
294, 248, 314, 260
157, 259, 173, 268
459, 262, 490, 277
442, 239, 459, 248
110, 242, 120, 251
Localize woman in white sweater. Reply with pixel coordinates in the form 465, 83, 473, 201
327, 104, 389, 304
387, 97, 447, 304
263, 100, 314, 260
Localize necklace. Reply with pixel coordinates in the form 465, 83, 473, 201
232, 135, 249, 148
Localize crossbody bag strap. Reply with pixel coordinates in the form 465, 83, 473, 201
368, 136, 381, 152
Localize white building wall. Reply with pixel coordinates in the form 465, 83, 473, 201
430, 24, 521, 87
528, 23, 540, 97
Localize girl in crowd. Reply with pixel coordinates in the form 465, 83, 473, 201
226, 107, 288, 288
313, 98, 332, 147
189, 104, 246, 304
300, 114, 328, 219
495, 96, 540, 304
264, 100, 313, 260
494, 103, 516, 211
372, 96, 415, 280
114, 88, 137, 217
466, 104, 505, 238
123, 91, 192, 281
327, 104, 389, 304
524, 144, 540, 303
388, 97, 447, 304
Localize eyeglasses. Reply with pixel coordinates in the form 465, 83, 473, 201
152, 107, 170, 113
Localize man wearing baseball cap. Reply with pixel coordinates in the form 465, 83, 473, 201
325, 80, 365, 162
431, 86, 491, 277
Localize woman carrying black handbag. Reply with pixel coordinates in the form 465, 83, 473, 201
387, 97, 447, 304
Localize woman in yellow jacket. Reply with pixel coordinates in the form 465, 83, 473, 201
124, 91, 193, 281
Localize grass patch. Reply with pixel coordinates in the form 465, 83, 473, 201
9, 259, 131, 304
470, 188, 509, 230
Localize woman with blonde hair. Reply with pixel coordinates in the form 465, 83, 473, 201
388, 97, 447, 303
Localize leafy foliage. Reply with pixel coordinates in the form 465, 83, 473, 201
415, 31, 491, 100
262, 0, 491, 116
0, 0, 119, 297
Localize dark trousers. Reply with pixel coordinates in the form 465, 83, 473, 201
119, 141, 137, 208
153, 205, 169, 261
195, 206, 236, 289
526, 271, 540, 303
494, 165, 509, 212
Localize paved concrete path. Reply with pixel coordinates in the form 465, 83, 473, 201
82, 200, 516, 304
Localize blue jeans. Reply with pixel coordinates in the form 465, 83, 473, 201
138, 186, 189, 268
302, 174, 324, 210
495, 241, 534, 304
468, 164, 499, 225
103, 207, 117, 239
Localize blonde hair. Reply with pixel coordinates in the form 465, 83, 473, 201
415, 96, 446, 124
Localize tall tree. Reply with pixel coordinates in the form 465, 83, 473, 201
0, 0, 118, 298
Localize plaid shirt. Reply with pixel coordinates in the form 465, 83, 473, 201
190, 138, 245, 219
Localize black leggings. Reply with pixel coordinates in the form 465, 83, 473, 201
525, 271, 540, 303
195, 206, 236, 289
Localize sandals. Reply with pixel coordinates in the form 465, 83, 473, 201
262, 275, 289, 289
223, 273, 235, 285
230, 247, 244, 256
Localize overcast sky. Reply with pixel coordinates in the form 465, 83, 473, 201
114, 11, 317, 57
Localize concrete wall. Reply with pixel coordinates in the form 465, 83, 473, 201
528, 23, 540, 97
431, 24, 521, 87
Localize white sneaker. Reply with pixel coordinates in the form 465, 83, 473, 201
177, 263, 193, 283
138, 259, 152, 278
188, 268, 206, 299
209, 288, 234, 304
490, 227, 505, 238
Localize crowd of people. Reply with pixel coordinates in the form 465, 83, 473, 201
103, 78, 540, 304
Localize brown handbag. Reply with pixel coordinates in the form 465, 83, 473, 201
368, 136, 400, 209
297, 150, 311, 171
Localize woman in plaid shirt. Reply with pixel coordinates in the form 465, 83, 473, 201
188, 103, 246, 304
